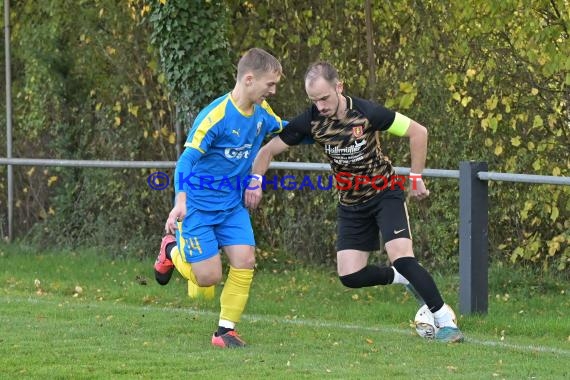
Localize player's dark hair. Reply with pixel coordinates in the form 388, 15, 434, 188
237, 48, 282, 80
304, 61, 339, 86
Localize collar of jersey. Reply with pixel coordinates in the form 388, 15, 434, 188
346, 95, 353, 110
228, 92, 255, 117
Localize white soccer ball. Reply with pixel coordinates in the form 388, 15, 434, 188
414, 304, 436, 339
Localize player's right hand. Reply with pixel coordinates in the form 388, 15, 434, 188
165, 202, 186, 234
244, 179, 263, 209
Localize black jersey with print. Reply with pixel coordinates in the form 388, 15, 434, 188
281, 95, 398, 205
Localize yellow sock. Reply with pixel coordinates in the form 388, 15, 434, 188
219, 266, 254, 323
187, 280, 215, 299
170, 246, 215, 300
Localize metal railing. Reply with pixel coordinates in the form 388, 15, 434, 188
1, 157, 569, 315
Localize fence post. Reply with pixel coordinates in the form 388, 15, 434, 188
459, 161, 489, 315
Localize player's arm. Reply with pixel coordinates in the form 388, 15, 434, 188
245, 108, 312, 209
244, 136, 290, 209
165, 117, 219, 233
166, 148, 201, 234
386, 113, 429, 200
404, 120, 428, 182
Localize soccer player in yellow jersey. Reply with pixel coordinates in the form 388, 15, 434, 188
154, 48, 284, 348
245, 61, 464, 343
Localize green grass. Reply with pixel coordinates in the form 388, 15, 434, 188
0, 244, 569, 379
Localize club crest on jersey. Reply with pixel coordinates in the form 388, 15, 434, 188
352, 125, 364, 138
256, 121, 262, 136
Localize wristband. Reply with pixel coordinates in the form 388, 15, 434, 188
250, 174, 263, 184
409, 172, 423, 181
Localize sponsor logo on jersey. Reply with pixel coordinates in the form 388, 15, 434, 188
224, 144, 252, 159
324, 139, 367, 155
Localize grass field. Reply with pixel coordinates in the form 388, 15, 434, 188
1, 243, 568, 379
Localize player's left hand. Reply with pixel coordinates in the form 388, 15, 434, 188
408, 177, 430, 201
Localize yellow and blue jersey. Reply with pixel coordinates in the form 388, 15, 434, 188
175, 93, 284, 211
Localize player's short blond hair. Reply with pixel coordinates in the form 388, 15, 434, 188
237, 48, 282, 80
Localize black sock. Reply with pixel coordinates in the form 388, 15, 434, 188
165, 242, 176, 260
393, 257, 444, 312
216, 326, 234, 336
339, 264, 394, 288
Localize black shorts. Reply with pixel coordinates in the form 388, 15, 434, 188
336, 188, 411, 252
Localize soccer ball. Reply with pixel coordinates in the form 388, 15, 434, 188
414, 304, 436, 338
414, 304, 458, 339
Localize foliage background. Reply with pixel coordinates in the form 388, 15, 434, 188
0, 0, 568, 271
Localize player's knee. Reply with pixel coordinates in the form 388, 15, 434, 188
385, 242, 414, 259
339, 271, 364, 288
229, 253, 256, 270
241, 254, 256, 270
195, 271, 222, 287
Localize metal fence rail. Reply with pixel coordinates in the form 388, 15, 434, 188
1, 157, 568, 315
0, 158, 177, 169
4, 157, 568, 184
478, 171, 570, 185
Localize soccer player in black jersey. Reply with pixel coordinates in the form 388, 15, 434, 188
245, 61, 464, 343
